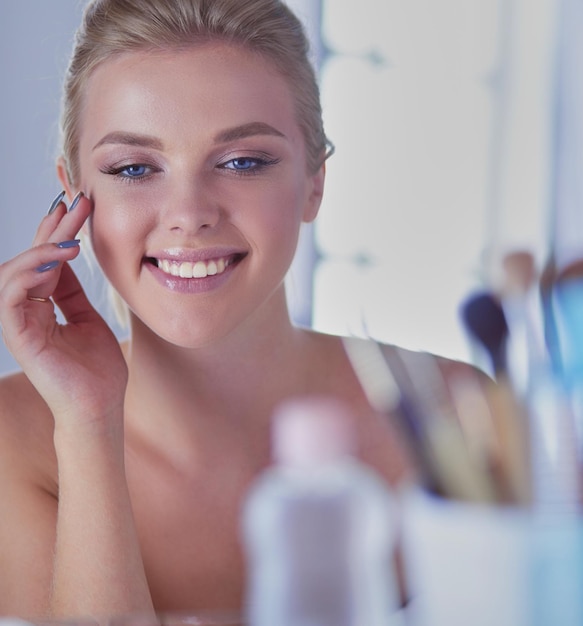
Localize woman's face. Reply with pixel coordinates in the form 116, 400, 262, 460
74, 42, 324, 347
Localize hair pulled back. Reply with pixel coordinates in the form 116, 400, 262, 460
60, 0, 330, 185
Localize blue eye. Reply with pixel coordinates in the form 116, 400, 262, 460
101, 162, 155, 182
120, 164, 149, 178
224, 157, 259, 171
219, 155, 280, 174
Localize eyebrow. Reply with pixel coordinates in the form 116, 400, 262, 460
213, 122, 286, 143
93, 132, 163, 151
93, 122, 286, 152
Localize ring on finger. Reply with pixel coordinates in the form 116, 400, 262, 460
27, 296, 51, 303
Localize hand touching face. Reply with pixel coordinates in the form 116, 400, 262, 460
0, 192, 128, 427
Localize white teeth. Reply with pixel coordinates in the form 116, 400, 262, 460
207, 260, 218, 276
156, 256, 231, 279
192, 261, 207, 278
179, 262, 192, 278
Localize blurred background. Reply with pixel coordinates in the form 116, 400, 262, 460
0, 0, 579, 376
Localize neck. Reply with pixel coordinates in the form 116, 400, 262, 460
122, 296, 311, 442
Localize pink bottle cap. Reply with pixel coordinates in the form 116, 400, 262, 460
272, 395, 357, 467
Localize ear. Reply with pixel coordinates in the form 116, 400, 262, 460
302, 162, 326, 223
56, 156, 75, 201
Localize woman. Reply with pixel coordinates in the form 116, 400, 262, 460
0, 0, 475, 621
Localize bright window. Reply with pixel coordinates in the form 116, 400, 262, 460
299, 0, 557, 365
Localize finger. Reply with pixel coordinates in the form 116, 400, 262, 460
0, 251, 63, 356
27, 239, 83, 301
52, 261, 100, 325
32, 191, 92, 248
33, 190, 67, 244
0, 242, 82, 323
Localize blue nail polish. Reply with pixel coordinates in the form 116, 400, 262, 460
68, 191, 83, 212
56, 239, 81, 249
47, 190, 66, 215
36, 260, 59, 273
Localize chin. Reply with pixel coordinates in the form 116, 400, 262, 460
131, 308, 241, 351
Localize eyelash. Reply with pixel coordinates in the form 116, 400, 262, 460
100, 163, 159, 184
217, 155, 281, 176
100, 155, 281, 184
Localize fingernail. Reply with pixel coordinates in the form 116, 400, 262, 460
56, 239, 81, 249
47, 190, 66, 215
68, 191, 84, 212
35, 260, 59, 273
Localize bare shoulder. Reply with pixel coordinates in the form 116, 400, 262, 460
0, 370, 58, 617
0, 370, 57, 488
302, 329, 489, 399
299, 331, 419, 485
298, 331, 492, 492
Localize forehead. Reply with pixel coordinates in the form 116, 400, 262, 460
79, 42, 302, 151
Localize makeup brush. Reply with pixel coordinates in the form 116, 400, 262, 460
501, 253, 582, 514
460, 291, 510, 380
539, 253, 563, 376
500, 250, 547, 393
396, 348, 499, 503
342, 337, 439, 493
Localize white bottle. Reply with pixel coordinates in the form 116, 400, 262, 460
242, 395, 399, 626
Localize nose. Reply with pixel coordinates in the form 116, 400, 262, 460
161, 176, 221, 235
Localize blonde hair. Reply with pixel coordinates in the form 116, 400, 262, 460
60, 0, 332, 185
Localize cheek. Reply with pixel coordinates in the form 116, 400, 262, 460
254, 183, 306, 242
88, 192, 150, 275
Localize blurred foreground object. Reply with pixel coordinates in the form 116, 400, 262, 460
241, 396, 400, 626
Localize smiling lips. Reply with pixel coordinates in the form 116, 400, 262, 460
155, 256, 236, 279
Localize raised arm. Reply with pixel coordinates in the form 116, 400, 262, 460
0, 193, 154, 620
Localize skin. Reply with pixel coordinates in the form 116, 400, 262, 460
0, 41, 471, 620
